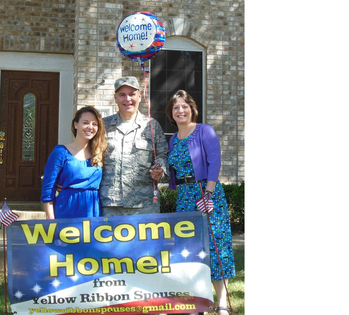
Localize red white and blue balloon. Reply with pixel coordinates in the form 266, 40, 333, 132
116, 12, 166, 69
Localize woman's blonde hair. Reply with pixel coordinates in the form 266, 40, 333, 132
71, 106, 107, 167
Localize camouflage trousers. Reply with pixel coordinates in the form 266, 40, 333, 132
102, 205, 160, 216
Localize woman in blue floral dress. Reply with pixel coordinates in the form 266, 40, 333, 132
166, 90, 236, 315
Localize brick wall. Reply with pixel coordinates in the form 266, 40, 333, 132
74, 0, 244, 184
74, 0, 123, 112
0, 0, 75, 53
0, 0, 244, 184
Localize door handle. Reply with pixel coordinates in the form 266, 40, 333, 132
0, 131, 5, 164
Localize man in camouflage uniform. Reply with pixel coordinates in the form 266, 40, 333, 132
100, 76, 169, 216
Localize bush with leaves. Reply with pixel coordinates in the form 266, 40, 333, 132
222, 181, 245, 234
159, 188, 177, 213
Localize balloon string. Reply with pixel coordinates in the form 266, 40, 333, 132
143, 69, 158, 165
142, 69, 159, 203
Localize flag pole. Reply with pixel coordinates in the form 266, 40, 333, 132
0, 198, 19, 315
2, 198, 8, 315
2, 223, 8, 315
198, 184, 234, 315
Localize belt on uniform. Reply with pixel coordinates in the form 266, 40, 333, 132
177, 176, 206, 185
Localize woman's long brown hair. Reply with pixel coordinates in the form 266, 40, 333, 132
71, 106, 108, 167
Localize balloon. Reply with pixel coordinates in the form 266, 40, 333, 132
116, 12, 166, 69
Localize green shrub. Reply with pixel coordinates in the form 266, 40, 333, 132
160, 181, 245, 234
222, 181, 245, 234
160, 188, 177, 213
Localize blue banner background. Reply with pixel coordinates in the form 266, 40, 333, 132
6, 212, 213, 314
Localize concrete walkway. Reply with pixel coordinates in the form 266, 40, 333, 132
232, 235, 245, 247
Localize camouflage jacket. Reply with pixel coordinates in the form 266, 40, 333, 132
100, 111, 169, 209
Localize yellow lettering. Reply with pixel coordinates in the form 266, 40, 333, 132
83, 220, 91, 243
137, 256, 158, 274
77, 258, 100, 275
174, 221, 195, 238
59, 227, 80, 244
160, 251, 171, 273
49, 254, 74, 277
101, 257, 135, 273
21, 223, 57, 244
114, 224, 136, 242
138, 222, 171, 240
94, 225, 113, 242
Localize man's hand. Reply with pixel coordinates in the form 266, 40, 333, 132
149, 164, 164, 181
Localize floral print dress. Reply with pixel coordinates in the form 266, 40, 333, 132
168, 134, 236, 280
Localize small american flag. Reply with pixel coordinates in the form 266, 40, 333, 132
196, 195, 214, 214
0, 201, 19, 227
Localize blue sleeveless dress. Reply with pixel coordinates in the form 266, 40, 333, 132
168, 135, 236, 281
41, 145, 102, 218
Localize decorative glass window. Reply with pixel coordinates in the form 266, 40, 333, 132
150, 37, 205, 141
22, 93, 36, 161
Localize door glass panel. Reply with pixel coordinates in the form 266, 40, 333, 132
22, 93, 36, 161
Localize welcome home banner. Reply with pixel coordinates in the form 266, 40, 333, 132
6, 212, 214, 315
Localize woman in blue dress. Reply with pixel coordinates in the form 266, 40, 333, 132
41, 106, 107, 219
166, 90, 236, 315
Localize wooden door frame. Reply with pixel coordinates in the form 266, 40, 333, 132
0, 70, 60, 201
0, 52, 74, 144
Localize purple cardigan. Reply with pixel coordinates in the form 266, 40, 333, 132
169, 123, 221, 190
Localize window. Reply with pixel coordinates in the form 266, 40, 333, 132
22, 93, 36, 161
150, 37, 205, 140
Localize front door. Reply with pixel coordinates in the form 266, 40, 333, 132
0, 70, 59, 201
